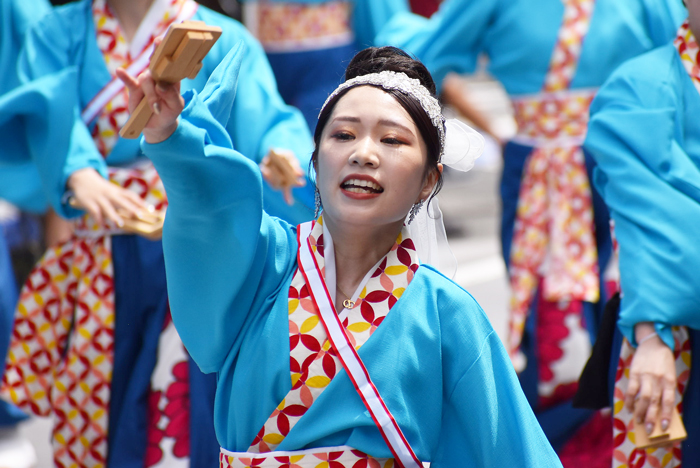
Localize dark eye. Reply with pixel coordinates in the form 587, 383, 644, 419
382, 137, 405, 145
332, 132, 354, 141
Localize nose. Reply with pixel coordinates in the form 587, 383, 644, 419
349, 136, 380, 168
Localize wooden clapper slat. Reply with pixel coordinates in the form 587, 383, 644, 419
120, 21, 222, 139
633, 407, 687, 449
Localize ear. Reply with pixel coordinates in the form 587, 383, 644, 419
417, 163, 443, 203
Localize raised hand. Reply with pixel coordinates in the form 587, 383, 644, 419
259, 149, 307, 205
116, 67, 184, 144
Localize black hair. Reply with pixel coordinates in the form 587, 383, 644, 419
311, 46, 444, 203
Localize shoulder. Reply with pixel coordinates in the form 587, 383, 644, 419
593, 43, 680, 111
25, 0, 89, 45
413, 264, 494, 334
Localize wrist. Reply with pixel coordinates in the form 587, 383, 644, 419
144, 120, 179, 144
634, 322, 666, 348
67, 167, 96, 191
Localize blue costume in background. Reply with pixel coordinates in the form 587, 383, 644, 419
377, 0, 686, 458
585, 33, 700, 466
0, 0, 314, 466
241, 0, 408, 129
142, 47, 564, 467
0, 0, 50, 428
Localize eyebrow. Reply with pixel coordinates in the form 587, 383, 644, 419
331, 116, 415, 134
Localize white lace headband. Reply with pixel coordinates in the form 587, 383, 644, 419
320, 70, 446, 152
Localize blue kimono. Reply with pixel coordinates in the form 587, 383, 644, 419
0, 0, 49, 428
240, 0, 408, 129
142, 45, 564, 468
0, 0, 48, 213
0, 1, 313, 466
376, 0, 686, 452
585, 42, 700, 462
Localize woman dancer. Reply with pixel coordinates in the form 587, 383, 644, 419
584, 2, 700, 465
122, 45, 563, 467
377, 0, 686, 461
0, 0, 314, 466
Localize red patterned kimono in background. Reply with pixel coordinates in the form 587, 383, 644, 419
607, 21, 698, 468
2, 1, 195, 466
408, 0, 440, 17
508, 0, 599, 408
220, 217, 419, 468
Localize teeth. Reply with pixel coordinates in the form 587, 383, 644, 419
344, 178, 382, 192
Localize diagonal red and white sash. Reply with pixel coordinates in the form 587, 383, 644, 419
296, 221, 422, 468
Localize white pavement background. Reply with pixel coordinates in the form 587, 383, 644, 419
18, 77, 516, 467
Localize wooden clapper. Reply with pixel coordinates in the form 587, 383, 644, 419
111, 21, 221, 237
119, 20, 222, 139
633, 407, 687, 449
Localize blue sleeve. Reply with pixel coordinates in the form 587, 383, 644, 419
584, 50, 700, 350
434, 289, 562, 467
17, 4, 108, 218
352, 0, 409, 48
142, 47, 299, 373
222, 23, 313, 164
376, 0, 498, 88
216, 20, 315, 221
0, 0, 50, 92
642, 0, 686, 48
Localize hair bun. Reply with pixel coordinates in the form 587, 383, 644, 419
344, 46, 437, 96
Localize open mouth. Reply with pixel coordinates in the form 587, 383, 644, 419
340, 178, 384, 194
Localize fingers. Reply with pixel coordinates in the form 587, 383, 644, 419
116, 68, 139, 91
642, 377, 662, 433
139, 72, 159, 114
96, 196, 124, 228
156, 81, 181, 107
625, 373, 640, 413
113, 189, 149, 218
634, 374, 654, 428
660, 376, 677, 431
283, 187, 294, 205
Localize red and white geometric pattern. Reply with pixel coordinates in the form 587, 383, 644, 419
220, 446, 394, 468
611, 328, 691, 468
146, 315, 191, 468
247, 216, 418, 454
4, 236, 114, 468
2, 162, 168, 468
675, 20, 700, 95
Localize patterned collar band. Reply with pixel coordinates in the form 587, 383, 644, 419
319, 71, 446, 154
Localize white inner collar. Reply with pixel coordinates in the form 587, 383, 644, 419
129, 0, 171, 57
322, 223, 383, 323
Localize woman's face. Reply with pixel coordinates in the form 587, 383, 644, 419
316, 85, 439, 229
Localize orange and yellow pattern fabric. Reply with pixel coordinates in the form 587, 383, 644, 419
675, 19, 700, 94
91, 0, 190, 156
611, 328, 691, 468
220, 446, 394, 468
507, 0, 599, 367
247, 217, 418, 454
2, 162, 167, 468
251, 1, 353, 52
